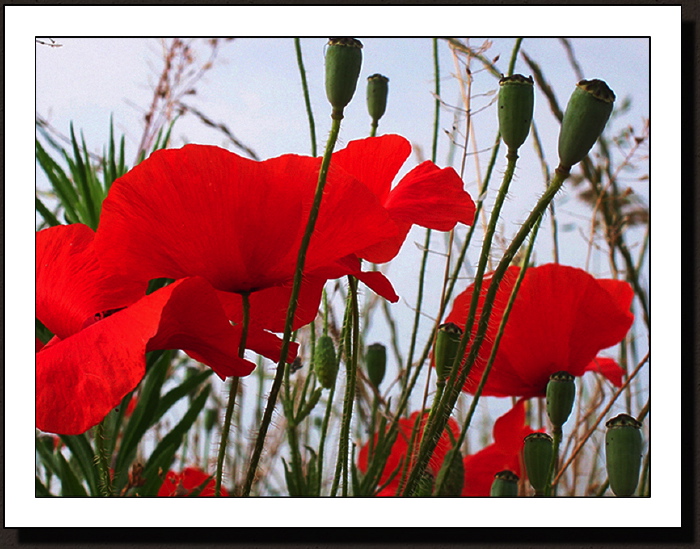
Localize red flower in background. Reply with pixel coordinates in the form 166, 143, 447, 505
357, 411, 460, 496
36, 224, 264, 435
462, 399, 541, 496
94, 135, 475, 336
158, 467, 227, 497
443, 263, 634, 398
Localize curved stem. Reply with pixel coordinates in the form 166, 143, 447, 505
402, 165, 571, 496
294, 38, 317, 157
242, 116, 343, 496
215, 291, 250, 496
331, 276, 360, 496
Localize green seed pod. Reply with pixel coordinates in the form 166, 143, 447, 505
490, 470, 519, 497
325, 38, 363, 120
366, 74, 389, 123
498, 74, 534, 152
523, 432, 554, 495
434, 322, 463, 381
435, 447, 465, 497
546, 371, 576, 429
557, 78, 615, 171
366, 342, 387, 389
313, 335, 338, 389
605, 413, 643, 497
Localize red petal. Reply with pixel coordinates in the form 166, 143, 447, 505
36, 224, 144, 339
330, 135, 412, 204
584, 356, 626, 387
383, 161, 476, 230
36, 277, 252, 435
96, 145, 396, 294
145, 277, 257, 379
446, 264, 634, 398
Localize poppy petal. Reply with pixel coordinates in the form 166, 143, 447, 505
36, 277, 252, 435
383, 161, 476, 230
584, 356, 626, 387
36, 224, 144, 339
330, 134, 412, 204
96, 145, 397, 294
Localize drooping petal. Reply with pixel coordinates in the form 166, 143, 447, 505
36, 224, 144, 339
584, 356, 626, 387
383, 161, 476, 230
36, 277, 253, 435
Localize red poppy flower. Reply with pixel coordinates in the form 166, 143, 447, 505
461, 399, 540, 496
357, 410, 460, 496
36, 224, 262, 435
158, 467, 227, 497
94, 136, 475, 334
444, 263, 634, 398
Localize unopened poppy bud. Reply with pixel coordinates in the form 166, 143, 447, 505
435, 447, 464, 496
557, 78, 615, 172
366, 74, 389, 123
434, 322, 463, 382
366, 342, 386, 389
498, 74, 534, 153
313, 335, 338, 389
605, 413, 643, 497
546, 371, 576, 429
523, 432, 554, 495
325, 38, 363, 120
204, 408, 218, 433
490, 470, 519, 497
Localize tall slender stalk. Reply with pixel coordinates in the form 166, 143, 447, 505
242, 116, 343, 496
294, 38, 317, 157
215, 291, 250, 496
403, 38, 441, 392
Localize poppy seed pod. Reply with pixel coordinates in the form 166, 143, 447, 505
498, 74, 534, 153
523, 432, 554, 495
557, 79, 615, 171
367, 74, 389, 123
490, 470, 520, 497
605, 413, 643, 496
325, 38, 363, 119
313, 335, 338, 389
546, 371, 576, 429
366, 342, 387, 389
434, 322, 463, 381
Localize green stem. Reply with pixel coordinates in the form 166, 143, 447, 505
94, 420, 113, 497
402, 165, 571, 496
507, 38, 523, 76
545, 427, 562, 496
433, 218, 538, 495
331, 275, 360, 496
215, 291, 250, 496
404, 38, 441, 393
294, 38, 317, 157
242, 116, 343, 496
369, 121, 378, 137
